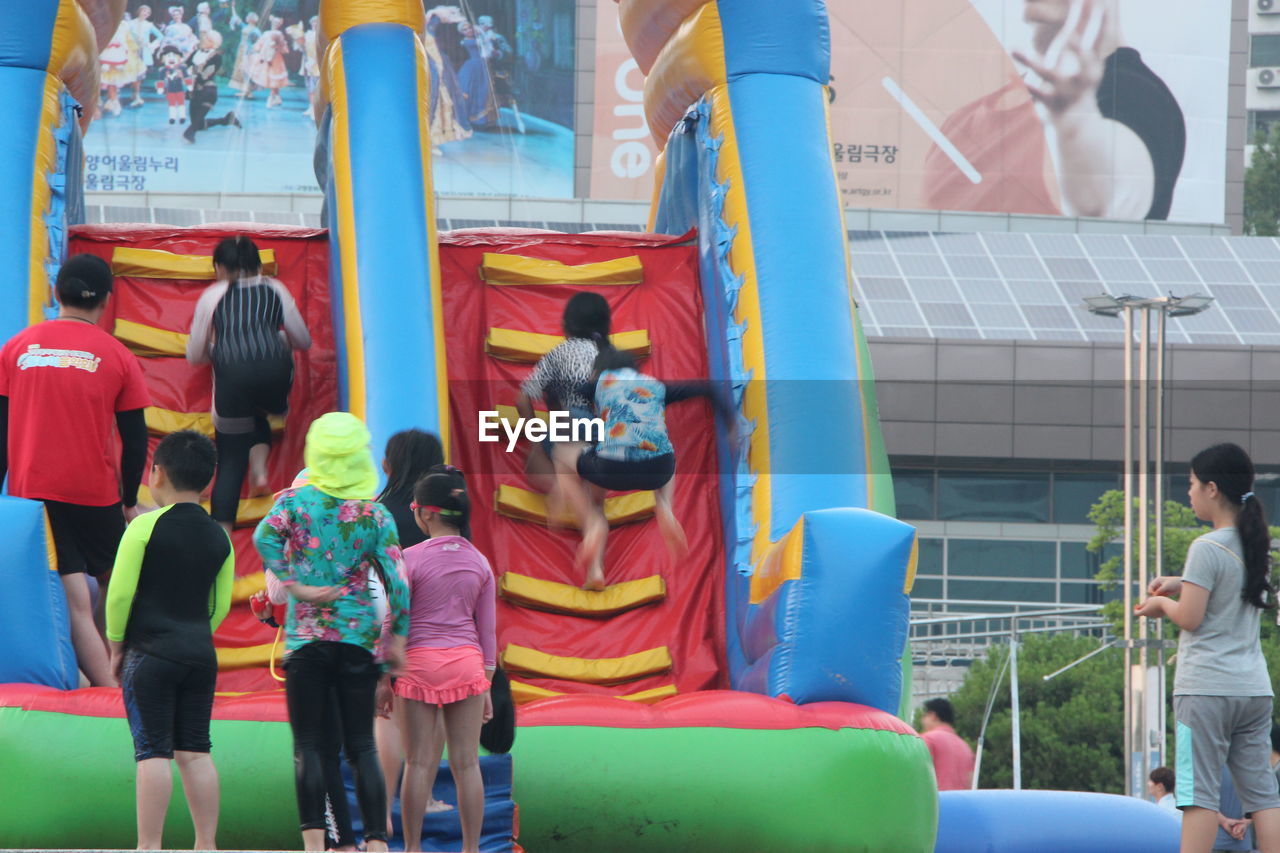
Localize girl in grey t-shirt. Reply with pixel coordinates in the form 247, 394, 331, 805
1136, 443, 1280, 851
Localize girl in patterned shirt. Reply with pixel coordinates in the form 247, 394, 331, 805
557, 349, 736, 590
253, 412, 409, 852
515, 292, 611, 494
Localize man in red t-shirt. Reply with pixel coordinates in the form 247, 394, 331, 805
921, 697, 977, 791
0, 254, 150, 687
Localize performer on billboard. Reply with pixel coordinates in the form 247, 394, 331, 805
923, 0, 1185, 221
158, 46, 190, 125
194, 2, 215, 39
212, 0, 244, 80
424, 6, 472, 144
248, 16, 290, 109
477, 14, 523, 133
160, 6, 199, 61
457, 20, 497, 130
128, 5, 164, 106
302, 16, 321, 120
184, 30, 241, 144
1011, 0, 1185, 220
229, 12, 261, 93
99, 18, 145, 117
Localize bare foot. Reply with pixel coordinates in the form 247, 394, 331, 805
655, 503, 689, 559
583, 567, 606, 591
576, 518, 607, 573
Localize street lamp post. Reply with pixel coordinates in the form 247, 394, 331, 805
1081, 293, 1214, 799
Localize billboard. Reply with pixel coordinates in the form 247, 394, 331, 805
85, 1, 576, 197
590, 0, 1230, 224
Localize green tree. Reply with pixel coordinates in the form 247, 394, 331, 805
947, 633, 1124, 792
1245, 125, 1280, 237
1086, 491, 1203, 635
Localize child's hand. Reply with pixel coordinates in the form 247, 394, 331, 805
289, 583, 342, 604
1133, 596, 1166, 619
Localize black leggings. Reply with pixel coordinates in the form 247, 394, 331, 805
284, 641, 387, 842
211, 419, 271, 524
210, 356, 293, 523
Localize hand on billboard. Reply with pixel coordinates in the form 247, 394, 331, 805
1011, 0, 1106, 117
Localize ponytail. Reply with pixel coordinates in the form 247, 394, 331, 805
1239, 492, 1273, 610
1191, 443, 1274, 610
415, 466, 472, 540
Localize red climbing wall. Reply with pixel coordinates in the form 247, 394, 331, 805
69, 224, 335, 692
438, 230, 727, 699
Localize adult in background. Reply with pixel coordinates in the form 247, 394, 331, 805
1149, 766, 1177, 812
183, 29, 241, 144
0, 254, 151, 687
254, 412, 410, 852
186, 236, 311, 533
919, 698, 976, 791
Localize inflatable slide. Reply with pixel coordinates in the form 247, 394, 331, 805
0, 1, 1184, 851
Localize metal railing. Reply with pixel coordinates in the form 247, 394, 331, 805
909, 599, 1111, 705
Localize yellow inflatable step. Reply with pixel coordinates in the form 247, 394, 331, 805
485, 327, 651, 363
136, 485, 274, 528
508, 680, 677, 705
114, 318, 189, 358
500, 643, 672, 684
232, 572, 266, 604
499, 572, 666, 617
494, 484, 655, 528
480, 252, 643, 286
215, 642, 275, 671
145, 407, 285, 438
111, 246, 278, 280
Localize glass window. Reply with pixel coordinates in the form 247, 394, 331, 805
918, 538, 944, 575
911, 577, 943, 599
1252, 35, 1280, 68
893, 469, 935, 519
1059, 582, 1123, 606
948, 539, 1057, 579
948, 579, 1056, 604
1249, 111, 1280, 142
1053, 473, 1120, 524
1060, 541, 1120, 581
937, 471, 1050, 522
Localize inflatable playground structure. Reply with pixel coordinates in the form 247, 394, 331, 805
0, 1, 1183, 851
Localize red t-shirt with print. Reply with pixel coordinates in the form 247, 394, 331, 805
0, 319, 150, 506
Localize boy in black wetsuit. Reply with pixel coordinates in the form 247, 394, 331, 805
106, 430, 234, 850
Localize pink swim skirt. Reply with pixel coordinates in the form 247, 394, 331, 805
394, 645, 490, 706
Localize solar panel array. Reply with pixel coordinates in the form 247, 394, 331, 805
851, 231, 1280, 347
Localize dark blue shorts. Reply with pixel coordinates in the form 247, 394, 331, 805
122, 649, 217, 761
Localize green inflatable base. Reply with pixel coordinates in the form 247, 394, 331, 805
0, 708, 937, 851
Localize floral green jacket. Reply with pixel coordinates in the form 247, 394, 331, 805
253, 485, 410, 656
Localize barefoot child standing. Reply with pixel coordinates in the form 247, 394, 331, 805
1136, 443, 1280, 853
106, 431, 235, 851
